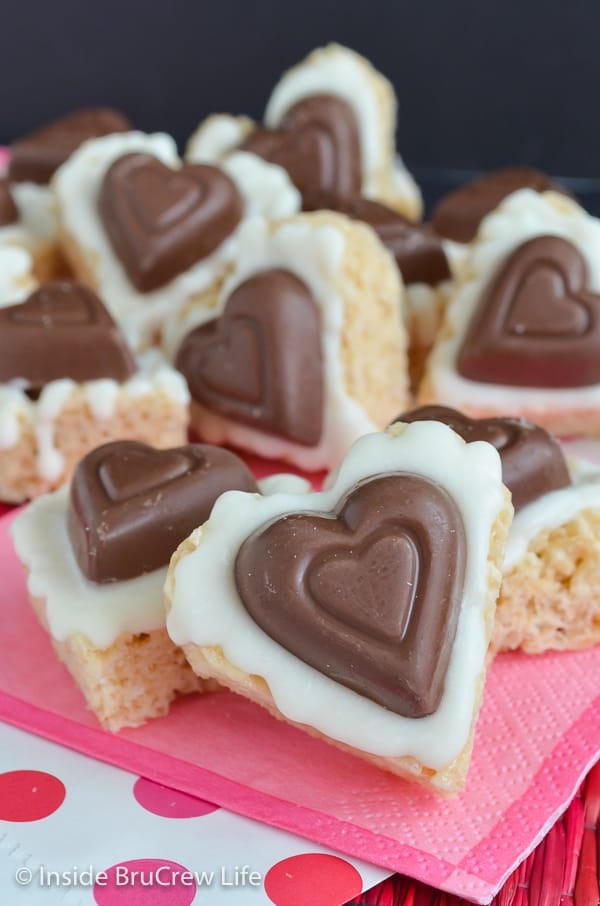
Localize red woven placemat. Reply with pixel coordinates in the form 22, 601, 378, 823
350, 760, 600, 905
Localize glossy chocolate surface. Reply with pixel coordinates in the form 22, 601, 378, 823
241, 94, 361, 203
9, 107, 131, 184
457, 235, 600, 388
68, 441, 258, 583
431, 167, 571, 244
235, 473, 466, 718
99, 153, 243, 292
0, 281, 135, 391
176, 268, 323, 446
394, 406, 571, 510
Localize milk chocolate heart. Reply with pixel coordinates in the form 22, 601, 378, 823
393, 406, 571, 510
68, 441, 258, 583
235, 474, 467, 717
175, 268, 323, 446
0, 281, 135, 390
98, 154, 243, 292
0, 179, 18, 226
457, 236, 600, 388
241, 94, 361, 203
431, 167, 572, 243
9, 107, 131, 184
302, 189, 450, 286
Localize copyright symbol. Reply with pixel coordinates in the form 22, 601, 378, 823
15, 866, 32, 886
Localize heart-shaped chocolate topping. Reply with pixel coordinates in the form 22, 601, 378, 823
176, 268, 323, 446
302, 189, 451, 286
457, 236, 600, 388
241, 94, 362, 203
9, 107, 131, 185
0, 281, 135, 390
0, 179, 18, 227
235, 473, 466, 717
393, 406, 571, 511
98, 154, 244, 292
431, 167, 572, 244
69, 441, 259, 583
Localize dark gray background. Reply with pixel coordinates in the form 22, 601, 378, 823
1, 0, 597, 204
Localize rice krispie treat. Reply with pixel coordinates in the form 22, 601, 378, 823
165, 212, 409, 471
0, 280, 189, 502
420, 190, 600, 435
395, 405, 600, 654
6, 107, 131, 279
165, 422, 512, 794
185, 44, 422, 221
301, 189, 452, 382
53, 131, 300, 349
11, 440, 260, 731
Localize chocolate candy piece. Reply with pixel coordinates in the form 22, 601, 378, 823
457, 235, 600, 388
176, 268, 323, 446
9, 107, 131, 185
235, 473, 466, 718
69, 441, 258, 583
98, 154, 243, 292
0, 179, 18, 226
241, 94, 361, 203
393, 406, 571, 510
0, 281, 135, 391
431, 167, 571, 244
302, 189, 450, 286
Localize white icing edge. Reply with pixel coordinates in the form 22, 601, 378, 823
185, 115, 251, 164
504, 458, 600, 570
0, 350, 189, 481
11, 182, 58, 241
11, 472, 314, 648
164, 217, 380, 470
428, 190, 600, 409
53, 132, 299, 350
166, 422, 507, 768
0, 244, 36, 305
264, 45, 384, 195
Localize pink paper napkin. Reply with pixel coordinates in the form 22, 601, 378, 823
0, 509, 598, 904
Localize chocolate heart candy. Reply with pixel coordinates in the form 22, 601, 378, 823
9, 107, 131, 185
0, 281, 135, 391
0, 179, 18, 226
235, 474, 466, 717
302, 189, 451, 286
68, 441, 258, 583
98, 154, 244, 292
241, 94, 361, 203
393, 406, 571, 510
431, 167, 572, 244
457, 236, 600, 388
176, 268, 323, 446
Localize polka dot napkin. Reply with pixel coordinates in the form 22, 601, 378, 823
0, 722, 388, 905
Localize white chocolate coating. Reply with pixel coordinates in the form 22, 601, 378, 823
164, 217, 379, 470
166, 422, 507, 769
185, 114, 253, 165
11, 182, 59, 241
505, 458, 600, 570
0, 350, 189, 481
427, 190, 600, 409
0, 245, 36, 305
11, 472, 312, 648
53, 132, 300, 350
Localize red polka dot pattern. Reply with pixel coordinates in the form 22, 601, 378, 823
0, 770, 66, 821
93, 859, 196, 906
133, 777, 220, 818
264, 853, 363, 906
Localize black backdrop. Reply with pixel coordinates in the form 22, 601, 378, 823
1, 0, 597, 189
